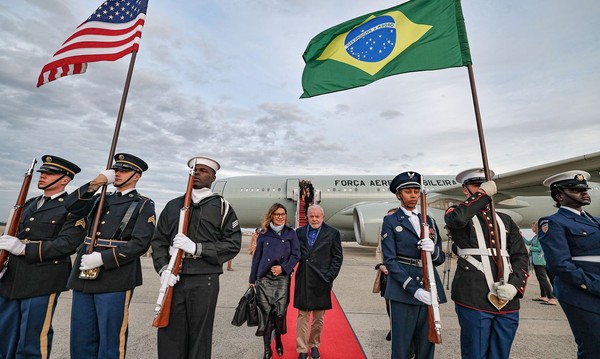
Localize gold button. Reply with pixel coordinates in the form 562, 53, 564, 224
25, 228, 30, 232
106, 211, 110, 214
101, 221, 106, 224
51, 220, 56, 224
30, 218, 34, 221
581, 284, 588, 290
96, 232, 101, 235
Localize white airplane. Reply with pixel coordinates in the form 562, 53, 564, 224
212, 152, 600, 246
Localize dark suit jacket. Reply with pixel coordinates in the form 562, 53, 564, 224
294, 223, 343, 311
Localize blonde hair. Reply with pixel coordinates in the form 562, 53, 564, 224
260, 203, 287, 233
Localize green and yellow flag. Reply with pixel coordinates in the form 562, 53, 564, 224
301, 0, 471, 98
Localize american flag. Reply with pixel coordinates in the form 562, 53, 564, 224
37, 0, 149, 87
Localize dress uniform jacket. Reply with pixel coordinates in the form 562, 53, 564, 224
0, 193, 85, 299
381, 210, 447, 305
151, 194, 242, 274
294, 223, 343, 311
538, 208, 600, 314
65, 183, 156, 293
445, 192, 529, 312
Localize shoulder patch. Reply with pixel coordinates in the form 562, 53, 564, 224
232, 219, 239, 229
148, 215, 156, 225
75, 218, 86, 228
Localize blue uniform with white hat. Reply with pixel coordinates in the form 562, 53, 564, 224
381, 171, 446, 359
538, 170, 600, 359
0, 155, 84, 359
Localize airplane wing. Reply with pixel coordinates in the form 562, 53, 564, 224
434, 151, 600, 197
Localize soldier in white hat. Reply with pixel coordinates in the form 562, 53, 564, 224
151, 156, 242, 359
538, 170, 600, 358
444, 168, 528, 359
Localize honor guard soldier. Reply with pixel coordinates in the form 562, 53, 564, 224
444, 168, 528, 359
0, 155, 84, 359
381, 171, 446, 359
538, 171, 600, 358
64, 153, 156, 359
151, 156, 241, 359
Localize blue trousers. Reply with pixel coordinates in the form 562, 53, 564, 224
455, 304, 519, 359
0, 293, 59, 359
560, 301, 600, 358
70, 290, 132, 359
389, 300, 433, 359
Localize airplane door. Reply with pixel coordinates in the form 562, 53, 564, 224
286, 179, 299, 200
212, 180, 226, 196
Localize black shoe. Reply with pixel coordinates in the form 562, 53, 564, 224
310, 347, 320, 359
263, 344, 273, 359
298, 353, 308, 359
386, 331, 391, 341
275, 334, 283, 356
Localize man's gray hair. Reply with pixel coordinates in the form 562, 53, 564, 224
307, 204, 324, 215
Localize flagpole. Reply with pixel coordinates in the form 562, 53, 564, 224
80, 51, 139, 279
466, 64, 505, 286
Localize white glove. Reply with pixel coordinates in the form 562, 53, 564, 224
100, 169, 116, 184
173, 233, 197, 255
0, 235, 25, 255
414, 288, 432, 305
479, 180, 497, 197
417, 238, 435, 253
79, 252, 103, 270
160, 271, 179, 287
494, 282, 518, 301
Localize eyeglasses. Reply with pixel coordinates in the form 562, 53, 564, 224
272, 212, 287, 217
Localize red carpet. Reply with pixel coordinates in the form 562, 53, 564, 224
277, 275, 366, 358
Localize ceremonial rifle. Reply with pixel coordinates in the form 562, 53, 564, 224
419, 181, 442, 344
152, 160, 196, 328
1, 158, 37, 271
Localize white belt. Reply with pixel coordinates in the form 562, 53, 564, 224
572, 256, 600, 263
457, 248, 509, 257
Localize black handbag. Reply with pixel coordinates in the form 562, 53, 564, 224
232, 287, 258, 327
246, 287, 259, 327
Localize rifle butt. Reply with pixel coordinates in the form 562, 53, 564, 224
152, 286, 173, 328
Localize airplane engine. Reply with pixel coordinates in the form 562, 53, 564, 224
353, 203, 450, 246
352, 203, 396, 246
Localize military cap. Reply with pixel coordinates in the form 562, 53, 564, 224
543, 170, 591, 190
37, 155, 81, 179
389, 171, 421, 193
187, 156, 220, 173
456, 168, 495, 186
112, 153, 148, 173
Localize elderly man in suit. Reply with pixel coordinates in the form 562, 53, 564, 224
294, 204, 343, 359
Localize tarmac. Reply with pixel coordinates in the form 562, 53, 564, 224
45, 235, 575, 358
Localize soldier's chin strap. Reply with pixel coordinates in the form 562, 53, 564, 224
38, 174, 66, 190
114, 172, 137, 188
559, 187, 589, 206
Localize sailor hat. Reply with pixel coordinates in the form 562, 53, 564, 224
543, 170, 591, 189
37, 155, 81, 179
456, 168, 495, 186
112, 153, 148, 173
187, 156, 220, 173
389, 171, 422, 193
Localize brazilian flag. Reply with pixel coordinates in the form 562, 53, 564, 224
301, 0, 471, 98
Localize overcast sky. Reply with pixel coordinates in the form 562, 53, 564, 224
1, 0, 599, 219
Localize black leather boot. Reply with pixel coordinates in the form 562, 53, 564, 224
263, 344, 273, 359
275, 334, 284, 356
